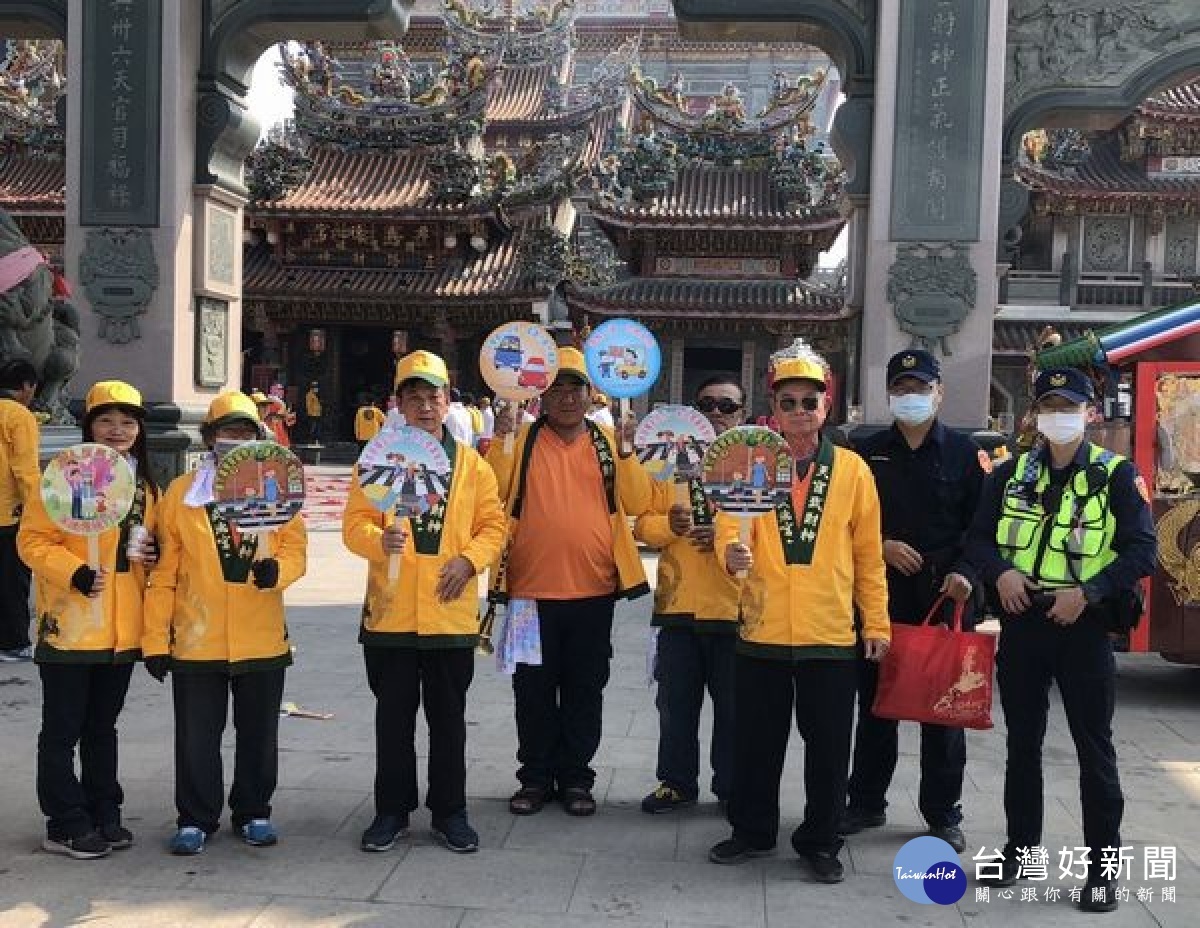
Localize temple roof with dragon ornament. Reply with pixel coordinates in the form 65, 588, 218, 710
1018, 77, 1200, 219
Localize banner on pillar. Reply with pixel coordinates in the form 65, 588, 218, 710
80, 0, 162, 227
889, 0, 987, 242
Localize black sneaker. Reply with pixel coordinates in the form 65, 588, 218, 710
802, 850, 845, 884
837, 808, 886, 835
360, 813, 409, 853
640, 784, 697, 815
43, 831, 111, 860
431, 810, 479, 853
708, 837, 775, 865
928, 824, 966, 854
1078, 880, 1119, 913
98, 823, 134, 850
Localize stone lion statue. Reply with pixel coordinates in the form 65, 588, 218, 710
0, 208, 81, 424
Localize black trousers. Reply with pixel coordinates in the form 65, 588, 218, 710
654, 626, 736, 800
172, 668, 285, 834
513, 595, 615, 792
0, 525, 31, 650
997, 613, 1123, 869
847, 653, 966, 827
363, 645, 474, 819
37, 662, 134, 840
729, 654, 857, 855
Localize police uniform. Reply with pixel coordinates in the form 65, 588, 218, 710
965, 368, 1155, 909
846, 350, 984, 840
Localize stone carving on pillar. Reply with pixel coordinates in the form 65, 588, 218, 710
78, 228, 160, 344
997, 175, 1031, 262
195, 297, 229, 388
885, 243, 977, 357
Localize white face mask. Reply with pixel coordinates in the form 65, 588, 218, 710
1037, 411, 1087, 445
889, 392, 937, 426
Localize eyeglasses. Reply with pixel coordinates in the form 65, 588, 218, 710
695, 397, 743, 414
778, 396, 821, 412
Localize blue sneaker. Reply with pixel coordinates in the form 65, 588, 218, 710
239, 818, 278, 847
169, 826, 206, 856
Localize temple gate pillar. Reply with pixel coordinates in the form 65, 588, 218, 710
858, 0, 1008, 428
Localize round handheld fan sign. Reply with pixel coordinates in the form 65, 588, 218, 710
701, 426, 793, 577
480, 321, 559, 453
356, 426, 453, 581
584, 318, 662, 454
41, 443, 137, 623
213, 441, 306, 544
635, 405, 717, 502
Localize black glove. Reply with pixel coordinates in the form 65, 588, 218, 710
144, 655, 170, 683
251, 558, 280, 590
70, 565, 98, 595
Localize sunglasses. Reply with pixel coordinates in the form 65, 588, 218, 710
778, 396, 822, 412
695, 397, 743, 414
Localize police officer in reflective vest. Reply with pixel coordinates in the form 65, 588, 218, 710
844, 349, 985, 853
965, 368, 1155, 913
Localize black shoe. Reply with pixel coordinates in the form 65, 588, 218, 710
928, 824, 966, 854
837, 808, 886, 835
1078, 881, 1119, 913
708, 837, 775, 865
801, 850, 845, 884
431, 810, 479, 853
641, 784, 697, 815
979, 857, 1020, 887
360, 813, 409, 852
98, 822, 134, 850
43, 831, 111, 860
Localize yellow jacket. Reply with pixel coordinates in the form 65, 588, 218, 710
0, 397, 40, 527
305, 389, 322, 418
18, 478, 158, 663
635, 478, 738, 631
715, 443, 889, 658
354, 406, 383, 442
143, 472, 307, 673
343, 435, 507, 646
486, 419, 653, 602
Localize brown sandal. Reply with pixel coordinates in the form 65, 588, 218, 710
561, 786, 597, 817
509, 786, 549, 816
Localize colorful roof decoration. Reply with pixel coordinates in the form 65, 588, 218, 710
566, 276, 849, 321
0, 39, 64, 155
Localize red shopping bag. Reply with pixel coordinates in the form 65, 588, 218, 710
871, 595, 995, 730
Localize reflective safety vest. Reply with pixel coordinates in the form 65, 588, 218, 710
995, 444, 1121, 588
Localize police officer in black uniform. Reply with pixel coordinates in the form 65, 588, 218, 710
966, 368, 1155, 913
843, 349, 985, 853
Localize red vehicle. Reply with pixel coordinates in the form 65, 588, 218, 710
517, 356, 550, 390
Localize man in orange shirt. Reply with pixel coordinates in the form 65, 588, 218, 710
489, 348, 653, 817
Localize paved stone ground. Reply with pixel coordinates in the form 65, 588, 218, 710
1, 530, 1199, 927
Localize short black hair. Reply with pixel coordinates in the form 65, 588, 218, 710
450, 387, 462, 402
462, 392, 475, 405
0, 359, 38, 391
695, 374, 744, 402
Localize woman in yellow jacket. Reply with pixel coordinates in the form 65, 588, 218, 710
142, 392, 307, 856
18, 381, 159, 859
343, 350, 507, 854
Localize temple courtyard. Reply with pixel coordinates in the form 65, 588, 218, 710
0, 518, 1198, 927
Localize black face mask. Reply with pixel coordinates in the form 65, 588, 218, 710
695, 397, 743, 415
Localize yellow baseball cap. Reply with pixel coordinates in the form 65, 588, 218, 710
770, 356, 827, 389
84, 380, 144, 415
556, 347, 590, 385
203, 391, 262, 429
395, 349, 449, 388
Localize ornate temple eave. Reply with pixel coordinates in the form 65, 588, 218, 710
564, 276, 849, 322
591, 208, 845, 235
